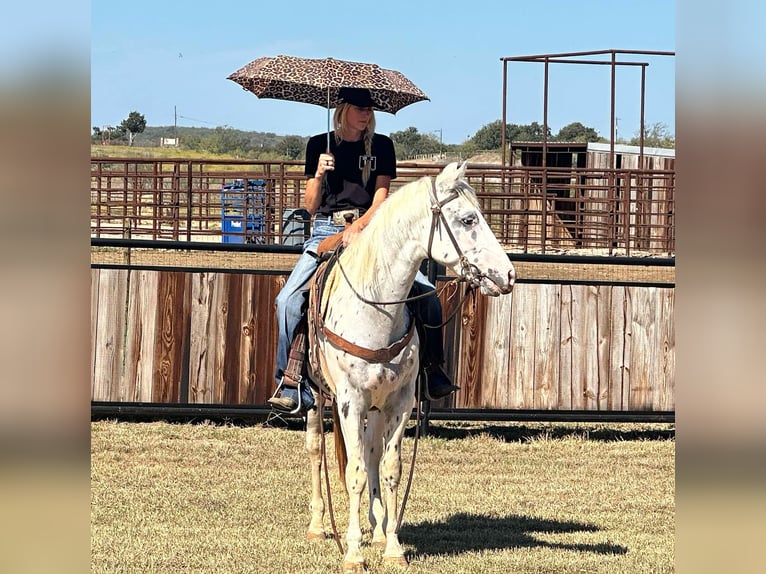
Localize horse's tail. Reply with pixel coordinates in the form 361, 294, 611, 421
331, 400, 348, 496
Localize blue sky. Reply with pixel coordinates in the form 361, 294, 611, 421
91, 0, 675, 144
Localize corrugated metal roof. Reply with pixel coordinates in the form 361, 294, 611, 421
587, 142, 675, 158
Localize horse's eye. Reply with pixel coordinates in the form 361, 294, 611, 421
461, 214, 478, 227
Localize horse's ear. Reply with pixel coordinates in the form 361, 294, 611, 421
436, 161, 466, 188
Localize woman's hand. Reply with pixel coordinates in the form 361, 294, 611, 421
305, 153, 334, 214
315, 153, 335, 179
342, 219, 363, 246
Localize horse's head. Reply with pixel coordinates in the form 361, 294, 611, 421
426, 162, 516, 296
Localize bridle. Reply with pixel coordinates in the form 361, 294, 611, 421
334, 176, 495, 309
425, 177, 491, 291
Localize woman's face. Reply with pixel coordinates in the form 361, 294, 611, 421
346, 105, 373, 132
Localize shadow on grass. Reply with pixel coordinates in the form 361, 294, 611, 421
408, 422, 675, 443
400, 512, 627, 557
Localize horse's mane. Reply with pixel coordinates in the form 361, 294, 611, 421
339, 171, 478, 290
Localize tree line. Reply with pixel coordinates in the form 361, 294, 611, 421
93, 111, 674, 160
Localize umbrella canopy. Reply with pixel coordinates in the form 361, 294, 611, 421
227, 55, 429, 115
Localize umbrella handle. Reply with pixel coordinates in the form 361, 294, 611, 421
326, 86, 331, 152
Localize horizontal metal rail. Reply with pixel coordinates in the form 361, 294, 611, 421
91, 402, 674, 425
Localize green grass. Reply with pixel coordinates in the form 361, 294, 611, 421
91, 420, 674, 573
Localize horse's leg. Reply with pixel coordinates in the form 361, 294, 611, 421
380, 386, 416, 566
365, 410, 386, 546
337, 400, 368, 573
304, 399, 325, 540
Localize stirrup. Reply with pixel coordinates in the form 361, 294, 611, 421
422, 385, 437, 402
269, 376, 304, 416
418, 369, 437, 402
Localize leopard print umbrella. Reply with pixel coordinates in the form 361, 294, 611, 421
227, 55, 429, 114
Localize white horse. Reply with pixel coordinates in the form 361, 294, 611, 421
303, 161, 515, 572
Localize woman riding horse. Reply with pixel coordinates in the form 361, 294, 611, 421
268, 87, 458, 413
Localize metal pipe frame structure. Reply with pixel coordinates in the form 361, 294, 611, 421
500, 49, 675, 172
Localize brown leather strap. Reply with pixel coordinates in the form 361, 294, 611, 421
310, 253, 416, 364
283, 313, 308, 387
321, 318, 416, 363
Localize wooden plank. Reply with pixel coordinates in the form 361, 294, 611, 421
595, 285, 613, 410
207, 273, 232, 403
439, 282, 464, 406
456, 289, 484, 408
123, 270, 158, 402
222, 274, 243, 404
568, 285, 600, 410
480, 290, 514, 407
507, 284, 535, 408
238, 274, 258, 404
247, 275, 284, 404
90, 269, 100, 393
566, 284, 599, 410
92, 268, 127, 401
627, 286, 655, 409
622, 287, 634, 408
559, 285, 574, 409
639, 286, 675, 411
658, 287, 675, 410
188, 273, 217, 403
607, 286, 628, 410
152, 272, 188, 403
533, 283, 560, 410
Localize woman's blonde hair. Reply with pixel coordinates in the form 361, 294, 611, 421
333, 103, 376, 187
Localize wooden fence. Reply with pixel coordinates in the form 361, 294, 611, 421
91, 247, 674, 419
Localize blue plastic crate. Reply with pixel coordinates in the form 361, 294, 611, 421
221, 179, 267, 243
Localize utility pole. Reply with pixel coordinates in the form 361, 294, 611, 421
433, 129, 443, 159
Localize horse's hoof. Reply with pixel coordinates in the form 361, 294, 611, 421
383, 555, 408, 568
306, 531, 328, 541
371, 539, 387, 549
341, 560, 366, 574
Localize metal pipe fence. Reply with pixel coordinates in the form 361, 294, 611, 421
91, 158, 674, 255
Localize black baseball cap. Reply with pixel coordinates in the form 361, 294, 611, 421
337, 87, 374, 108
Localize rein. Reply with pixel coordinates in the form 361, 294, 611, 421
312, 175, 489, 541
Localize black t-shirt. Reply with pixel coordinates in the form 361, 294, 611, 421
304, 132, 397, 216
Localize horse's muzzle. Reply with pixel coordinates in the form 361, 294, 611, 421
479, 267, 515, 296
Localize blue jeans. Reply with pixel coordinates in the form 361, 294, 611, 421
273, 218, 444, 386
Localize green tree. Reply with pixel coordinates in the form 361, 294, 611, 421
471, 120, 504, 150
555, 122, 600, 142
390, 126, 431, 159
470, 121, 554, 150
629, 122, 675, 149
276, 135, 306, 159
120, 111, 147, 146
508, 121, 552, 142
205, 126, 248, 155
